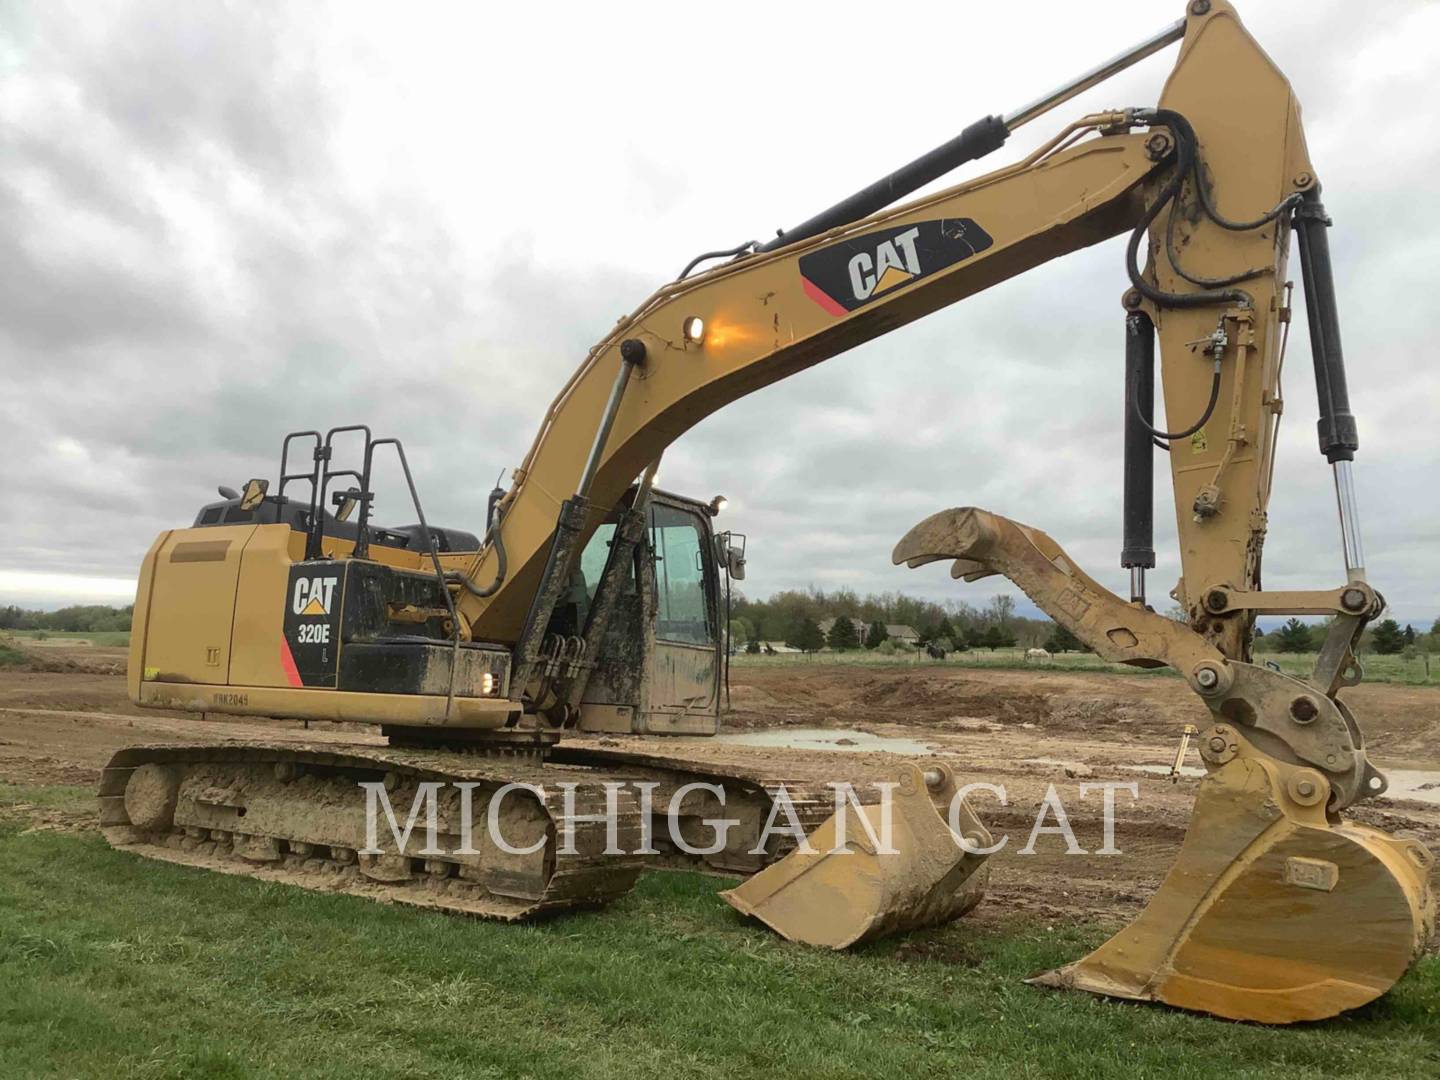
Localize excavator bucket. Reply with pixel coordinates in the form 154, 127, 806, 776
721, 762, 992, 949
894, 506, 1435, 1022
1030, 733, 1434, 1024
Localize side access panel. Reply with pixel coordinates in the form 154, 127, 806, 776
229, 524, 308, 688
138, 525, 256, 685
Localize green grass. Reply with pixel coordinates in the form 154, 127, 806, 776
0, 783, 95, 813
0, 641, 28, 668
5, 630, 130, 647
0, 792, 1436, 1078
734, 649, 1440, 685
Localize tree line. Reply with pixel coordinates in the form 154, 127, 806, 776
0, 604, 133, 633
2, 596, 1432, 658
1256, 616, 1439, 656
731, 587, 1440, 658
730, 588, 1084, 655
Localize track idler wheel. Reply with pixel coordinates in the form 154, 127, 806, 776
123, 763, 182, 831
721, 763, 992, 949
1031, 729, 1434, 1023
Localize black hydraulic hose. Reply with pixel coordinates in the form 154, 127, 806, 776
1128, 359, 1222, 441
448, 517, 508, 599
1163, 138, 1303, 288
1194, 168, 1302, 232
1164, 198, 1270, 289
1125, 110, 1252, 310
678, 241, 758, 281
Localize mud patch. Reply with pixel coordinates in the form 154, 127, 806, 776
0, 803, 96, 835
714, 727, 935, 756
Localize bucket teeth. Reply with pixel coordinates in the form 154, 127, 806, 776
720, 763, 991, 949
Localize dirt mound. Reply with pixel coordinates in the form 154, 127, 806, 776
0, 637, 126, 676
21, 652, 126, 676
0, 672, 148, 715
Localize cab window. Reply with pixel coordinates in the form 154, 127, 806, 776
577, 522, 619, 608
649, 504, 713, 645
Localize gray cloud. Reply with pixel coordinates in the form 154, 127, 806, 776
1, 0, 1436, 631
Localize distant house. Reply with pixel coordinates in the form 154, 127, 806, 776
757, 641, 801, 654
818, 617, 867, 642
817, 618, 920, 648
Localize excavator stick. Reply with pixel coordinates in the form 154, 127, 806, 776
895, 508, 1434, 1022
721, 763, 992, 949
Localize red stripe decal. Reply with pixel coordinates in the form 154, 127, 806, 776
802, 276, 847, 317
279, 636, 303, 687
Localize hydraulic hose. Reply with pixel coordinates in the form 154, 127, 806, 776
1165, 198, 1269, 289
1125, 109, 1253, 310
678, 240, 758, 281
1128, 358, 1222, 441
1194, 168, 1302, 232
449, 517, 508, 599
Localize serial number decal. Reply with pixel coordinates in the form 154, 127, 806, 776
213, 692, 249, 707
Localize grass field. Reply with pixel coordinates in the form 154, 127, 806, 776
4, 630, 131, 648
1, 783, 1437, 1079
733, 648, 1440, 686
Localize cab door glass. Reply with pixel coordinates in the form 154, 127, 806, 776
577, 522, 618, 608
649, 504, 713, 645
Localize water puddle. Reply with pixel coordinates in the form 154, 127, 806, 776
1025, 757, 1440, 804
1126, 762, 1205, 779
1379, 768, 1440, 806
1019, 756, 1204, 779
714, 727, 934, 756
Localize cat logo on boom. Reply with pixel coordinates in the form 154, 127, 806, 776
798, 218, 994, 316
847, 226, 923, 302
292, 575, 339, 617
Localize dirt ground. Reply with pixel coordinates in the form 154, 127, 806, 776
3, 644, 1438, 934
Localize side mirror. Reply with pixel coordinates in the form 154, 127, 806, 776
240, 478, 269, 510
727, 547, 746, 581
332, 488, 361, 522
714, 532, 747, 581
218, 485, 240, 500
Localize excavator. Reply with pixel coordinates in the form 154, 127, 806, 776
107, 0, 1432, 1024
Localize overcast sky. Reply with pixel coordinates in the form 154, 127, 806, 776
2, 1, 1437, 626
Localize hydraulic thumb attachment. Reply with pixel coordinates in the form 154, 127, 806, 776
895, 507, 1434, 1023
